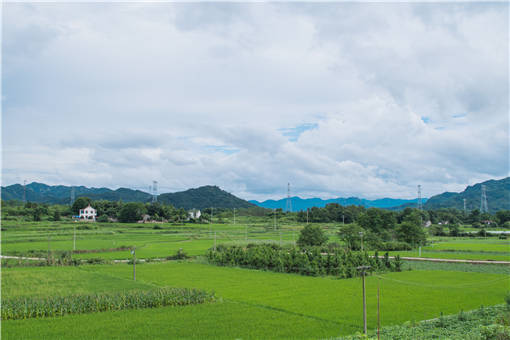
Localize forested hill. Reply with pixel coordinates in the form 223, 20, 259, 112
1, 182, 256, 210
424, 177, 509, 213
157, 186, 256, 210
1, 182, 152, 204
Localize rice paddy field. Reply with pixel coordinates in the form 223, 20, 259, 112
2, 220, 510, 339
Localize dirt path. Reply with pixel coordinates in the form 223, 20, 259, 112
3, 254, 509, 265
385, 256, 510, 265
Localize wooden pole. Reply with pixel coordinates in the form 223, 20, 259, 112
362, 270, 367, 334
377, 278, 380, 340
132, 248, 136, 281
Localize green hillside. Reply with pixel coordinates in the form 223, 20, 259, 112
157, 185, 255, 210
424, 177, 509, 213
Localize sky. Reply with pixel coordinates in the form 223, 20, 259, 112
2, 2, 509, 201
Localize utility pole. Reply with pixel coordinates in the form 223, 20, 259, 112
357, 265, 371, 335
233, 208, 236, 225
343, 214, 345, 225
306, 208, 309, 224
359, 231, 364, 252
214, 231, 217, 251
245, 224, 248, 242
131, 248, 136, 281
273, 209, 276, 231
211, 207, 214, 223
73, 224, 76, 251
377, 278, 381, 340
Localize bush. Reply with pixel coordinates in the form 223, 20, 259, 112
166, 248, 189, 260
378, 241, 412, 251
499, 234, 508, 240
472, 222, 482, 228
96, 215, 109, 223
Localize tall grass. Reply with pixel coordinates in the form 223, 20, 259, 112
2, 287, 215, 320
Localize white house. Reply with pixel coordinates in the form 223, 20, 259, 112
188, 209, 201, 220
79, 204, 97, 221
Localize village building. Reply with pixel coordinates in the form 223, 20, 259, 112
188, 209, 201, 220
79, 204, 97, 221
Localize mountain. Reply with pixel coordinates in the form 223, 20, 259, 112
1, 182, 152, 204
158, 185, 256, 210
1, 182, 256, 210
250, 196, 427, 211
424, 177, 510, 213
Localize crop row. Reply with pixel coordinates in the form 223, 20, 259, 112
2, 287, 216, 320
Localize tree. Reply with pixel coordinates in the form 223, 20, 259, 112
467, 209, 481, 224
71, 197, 92, 215
448, 223, 460, 236
357, 208, 396, 233
53, 210, 61, 221
33, 206, 45, 221
496, 210, 510, 225
118, 202, 145, 223
337, 224, 364, 250
395, 222, 426, 246
297, 225, 328, 248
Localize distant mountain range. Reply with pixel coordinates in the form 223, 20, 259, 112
249, 197, 427, 211
423, 177, 509, 213
1, 182, 255, 210
2, 177, 508, 212
1, 182, 152, 204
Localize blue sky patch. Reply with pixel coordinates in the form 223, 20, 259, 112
279, 123, 319, 142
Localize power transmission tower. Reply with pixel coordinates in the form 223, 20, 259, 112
285, 182, 292, 212
152, 181, 158, 203
480, 185, 488, 213
23, 180, 27, 204
417, 185, 422, 210
463, 198, 467, 215
70, 187, 75, 206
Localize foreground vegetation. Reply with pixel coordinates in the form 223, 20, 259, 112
2, 287, 215, 320
340, 304, 510, 340
2, 261, 509, 339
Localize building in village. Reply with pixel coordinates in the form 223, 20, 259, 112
79, 204, 97, 221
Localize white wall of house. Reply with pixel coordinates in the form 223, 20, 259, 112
79, 204, 97, 221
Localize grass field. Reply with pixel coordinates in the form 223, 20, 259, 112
3, 221, 510, 262
2, 261, 509, 339
2, 221, 510, 339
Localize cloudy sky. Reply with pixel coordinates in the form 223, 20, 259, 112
2, 2, 509, 201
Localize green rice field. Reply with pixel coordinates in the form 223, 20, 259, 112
2, 261, 509, 339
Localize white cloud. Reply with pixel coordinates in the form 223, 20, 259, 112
2, 3, 508, 201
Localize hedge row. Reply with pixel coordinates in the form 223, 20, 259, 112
207, 243, 402, 277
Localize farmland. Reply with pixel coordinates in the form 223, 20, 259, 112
2, 219, 510, 339
3, 261, 509, 339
